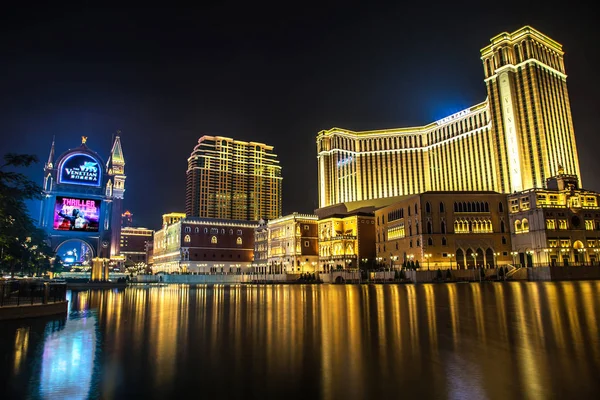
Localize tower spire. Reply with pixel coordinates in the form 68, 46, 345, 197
46, 136, 55, 169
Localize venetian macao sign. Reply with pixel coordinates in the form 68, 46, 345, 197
59, 153, 102, 187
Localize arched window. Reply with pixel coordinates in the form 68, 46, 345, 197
195, 227, 199, 233
204, 228, 208, 234
440, 202, 445, 213
454, 202, 458, 212
467, 202, 471, 212
425, 202, 431, 213
415, 204, 418, 214
476, 202, 481, 212
485, 202, 489, 212
502, 236, 507, 244
499, 202, 504, 213
522, 218, 529, 232
220, 229, 225, 234
184, 235, 191, 243
427, 221, 432, 234
185, 227, 191, 233
211, 236, 218, 244
515, 220, 521, 233
236, 237, 242, 245
501, 220, 505, 233
416, 239, 420, 247
230, 229, 234, 235
428, 237, 433, 246
409, 226, 412, 236
441, 221, 446, 234
441, 237, 447, 246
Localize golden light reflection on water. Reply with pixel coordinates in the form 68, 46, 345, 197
3, 282, 600, 399
12, 327, 29, 375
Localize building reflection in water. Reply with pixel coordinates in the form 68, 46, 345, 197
1, 282, 600, 399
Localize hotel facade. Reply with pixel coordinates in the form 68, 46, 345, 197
186, 135, 282, 221
508, 171, 600, 266
317, 26, 580, 208
152, 213, 258, 274
375, 192, 512, 270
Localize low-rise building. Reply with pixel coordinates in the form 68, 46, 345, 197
267, 213, 319, 273
375, 192, 512, 269
317, 213, 376, 272
508, 171, 600, 266
152, 213, 258, 274
253, 219, 269, 272
120, 227, 153, 264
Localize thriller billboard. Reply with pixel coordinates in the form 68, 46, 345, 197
53, 196, 101, 232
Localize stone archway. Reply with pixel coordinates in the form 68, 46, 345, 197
55, 239, 95, 268
456, 248, 465, 269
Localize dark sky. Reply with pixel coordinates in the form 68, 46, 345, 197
1, 4, 598, 230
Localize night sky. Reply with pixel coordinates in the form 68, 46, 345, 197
1, 4, 598, 230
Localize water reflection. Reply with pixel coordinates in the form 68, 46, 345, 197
0, 282, 599, 399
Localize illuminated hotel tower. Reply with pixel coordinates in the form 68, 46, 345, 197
317, 26, 581, 208
186, 135, 282, 221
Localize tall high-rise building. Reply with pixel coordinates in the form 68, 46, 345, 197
186, 136, 282, 221
317, 26, 581, 208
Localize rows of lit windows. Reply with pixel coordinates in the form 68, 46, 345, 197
454, 218, 493, 234
387, 224, 405, 240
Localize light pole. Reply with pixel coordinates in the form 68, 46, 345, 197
448, 253, 454, 270
472, 252, 478, 269
511, 251, 518, 266
424, 253, 432, 270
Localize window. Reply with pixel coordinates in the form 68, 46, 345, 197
237, 229, 242, 235
502, 236, 507, 244
195, 227, 199, 233
210, 228, 218, 234
185, 227, 191, 233
184, 235, 191, 243
221, 229, 225, 234
414, 204, 418, 214
229, 229, 233, 235
441, 221, 446, 234
501, 220, 506, 233
304, 225, 309, 231
304, 241, 309, 247
499, 202, 504, 213
441, 237, 447, 246
427, 237, 433, 246
204, 228, 208, 234
425, 202, 431, 213
211, 236, 218, 244
416, 239, 420, 247
236, 237, 242, 245
440, 202, 445, 213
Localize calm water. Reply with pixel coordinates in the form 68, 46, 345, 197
1, 282, 600, 399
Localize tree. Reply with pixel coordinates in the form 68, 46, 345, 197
0, 154, 53, 276
436, 268, 443, 280
446, 269, 452, 280
52, 254, 64, 274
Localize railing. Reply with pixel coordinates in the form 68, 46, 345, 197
0, 280, 67, 307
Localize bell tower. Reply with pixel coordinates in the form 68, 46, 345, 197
107, 130, 126, 259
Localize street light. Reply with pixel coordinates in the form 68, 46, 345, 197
424, 253, 432, 270
510, 251, 519, 266
472, 252, 478, 269
448, 253, 455, 270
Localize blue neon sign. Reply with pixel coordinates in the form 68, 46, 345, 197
59, 153, 102, 187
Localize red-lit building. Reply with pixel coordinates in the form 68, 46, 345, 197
120, 227, 153, 264
152, 215, 258, 274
